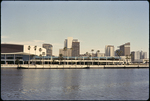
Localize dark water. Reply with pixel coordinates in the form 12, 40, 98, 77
1, 68, 149, 100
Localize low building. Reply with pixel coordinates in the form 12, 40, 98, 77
59, 48, 72, 57
1, 43, 46, 64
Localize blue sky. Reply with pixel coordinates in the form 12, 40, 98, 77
1, 1, 149, 56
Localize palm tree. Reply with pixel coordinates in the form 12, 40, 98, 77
15, 58, 20, 67
39, 48, 42, 65
59, 54, 63, 65
130, 53, 133, 64
97, 50, 100, 65
116, 50, 122, 65
63, 47, 67, 65
91, 49, 94, 57
125, 55, 130, 65
28, 46, 31, 67
42, 52, 45, 68
91, 49, 94, 65
39, 54, 42, 65
34, 46, 37, 65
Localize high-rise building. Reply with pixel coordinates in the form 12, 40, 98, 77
105, 45, 114, 56
119, 42, 130, 56
64, 37, 73, 48
72, 39, 80, 57
42, 44, 53, 56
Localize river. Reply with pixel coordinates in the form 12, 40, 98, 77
1, 68, 149, 100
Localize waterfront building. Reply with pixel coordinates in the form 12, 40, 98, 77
72, 39, 80, 57
105, 45, 114, 56
42, 44, 53, 56
1, 43, 46, 64
119, 42, 130, 56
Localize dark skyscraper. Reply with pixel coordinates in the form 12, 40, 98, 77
72, 39, 80, 57
42, 44, 53, 56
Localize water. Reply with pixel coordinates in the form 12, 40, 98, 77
1, 68, 149, 100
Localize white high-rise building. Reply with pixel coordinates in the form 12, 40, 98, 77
64, 37, 73, 48
105, 45, 114, 56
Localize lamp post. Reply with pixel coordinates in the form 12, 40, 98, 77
28, 46, 31, 68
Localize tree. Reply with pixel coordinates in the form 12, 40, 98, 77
39, 54, 42, 65
59, 54, 63, 65
28, 46, 31, 67
42, 52, 45, 67
116, 50, 122, 65
15, 58, 20, 67
97, 50, 100, 65
63, 47, 67, 65
34, 46, 37, 65
91, 49, 94, 57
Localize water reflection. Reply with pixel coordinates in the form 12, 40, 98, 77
1, 69, 149, 100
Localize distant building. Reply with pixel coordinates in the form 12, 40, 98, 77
140, 51, 147, 59
72, 39, 80, 57
64, 37, 73, 48
59, 48, 72, 57
131, 51, 141, 63
96, 52, 105, 57
105, 45, 114, 56
119, 42, 130, 56
42, 44, 53, 56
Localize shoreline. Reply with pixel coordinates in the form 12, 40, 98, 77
1, 64, 149, 69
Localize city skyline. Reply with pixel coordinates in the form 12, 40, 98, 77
1, 1, 149, 56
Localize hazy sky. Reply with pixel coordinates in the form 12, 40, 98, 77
1, 1, 149, 56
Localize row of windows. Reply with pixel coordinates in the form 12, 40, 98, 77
1, 57, 23, 59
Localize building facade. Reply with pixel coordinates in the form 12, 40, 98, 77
42, 44, 53, 56
131, 51, 141, 63
59, 48, 72, 57
105, 45, 114, 56
72, 39, 80, 57
119, 42, 130, 56
1, 44, 46, 64
64, 37, 73, 48
140, 51, 147, 59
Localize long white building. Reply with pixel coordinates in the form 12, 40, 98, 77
1, 43, 46, 64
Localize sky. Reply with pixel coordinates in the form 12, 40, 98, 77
1, 1, 149, 57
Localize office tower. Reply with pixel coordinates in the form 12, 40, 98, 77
105, 45, 114, 56
72, 39, 80, 57
42, 44, 53, 56
64, 37, 73, 48
119, 42, 130, 56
